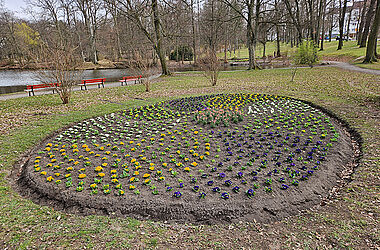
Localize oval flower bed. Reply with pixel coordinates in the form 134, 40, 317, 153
18, 93, 354, 223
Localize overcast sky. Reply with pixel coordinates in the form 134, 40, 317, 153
3, 0, 28, 16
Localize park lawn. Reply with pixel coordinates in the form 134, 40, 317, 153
0, 67, 379, 248
317, 40, 368, 60
353, 61, 380, 70
218, 42, 294, 59
221, 40, 380, 64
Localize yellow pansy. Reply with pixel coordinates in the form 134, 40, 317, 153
143, 173, 150, 178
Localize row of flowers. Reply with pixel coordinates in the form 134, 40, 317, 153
30, 93, 339, 200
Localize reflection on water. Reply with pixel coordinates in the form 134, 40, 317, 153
0, 68, 135, 87
0, 64, 256, 87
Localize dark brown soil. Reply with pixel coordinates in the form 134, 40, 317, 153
16, 94, 357, 224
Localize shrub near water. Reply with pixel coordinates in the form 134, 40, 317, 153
293, 40, 318, 66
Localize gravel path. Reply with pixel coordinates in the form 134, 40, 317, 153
322, 61, 380, 75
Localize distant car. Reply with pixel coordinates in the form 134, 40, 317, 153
335, 36, 350, 41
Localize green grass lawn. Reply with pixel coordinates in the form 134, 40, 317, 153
220, 40, 380, 68
0, 67, 379, 248
354, 61, 380, 70
317, 40, 371, 59
218, 42, 294, 59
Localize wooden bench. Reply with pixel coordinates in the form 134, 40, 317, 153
25, 83, 60, 96
119, 75, 142, 86
79, 78, 106, 90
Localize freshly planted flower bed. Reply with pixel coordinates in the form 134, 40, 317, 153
18, 93, 354, 223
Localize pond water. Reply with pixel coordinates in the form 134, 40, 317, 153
0, 68, 136, 87
0, 63, 258, 87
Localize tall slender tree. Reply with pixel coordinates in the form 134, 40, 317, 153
359, 0, 376, 47
357, 0, 368, 44
115, 0, 170, 75
222, 0, 260, 69
284, 0, 303, 43
337, 0, 348, 50
363, 0, 380, 62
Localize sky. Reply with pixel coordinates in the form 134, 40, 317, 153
3, 0, 29, 16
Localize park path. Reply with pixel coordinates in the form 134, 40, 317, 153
322, 61, 380, 75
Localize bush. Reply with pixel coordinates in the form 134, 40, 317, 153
293, 40, 318, 66
198, 49, 220, 86
170, 46, 193, 61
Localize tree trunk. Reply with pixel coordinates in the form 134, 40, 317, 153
329, 22, 332, 42
247, 31, 256, 69
262, 42, 266, 58
284, 0, 303, 43
329, 0, 335, 42
182, 46, 184, 64
90, 27, 98, 64
191, 0, 197, 64
254, 0, 260, 61
360, 0, 377, 47
176, 43, 179, 62
357, 0, 368, 45
247, 0, 258, 70
306, 0, 314, 40
363, 0, 380, 62
320, 0, 327, 50
346, 0, 354, 38
316, 0, 324, 45
276, 25, 281, 57
224, 39, 227, 62
375, 38, 378, 57
152, 0, 169, 75
114, 17, 122, 60
338, 0, 348, 50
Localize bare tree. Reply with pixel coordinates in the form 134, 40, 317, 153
319, 0, 327, 50
345, 0, 354, 39
199, 48, 220, 86
113, 0, 170, 75
363, 0, 380, 63
359, 0, 376, 47
284, 0, 303, 43
357, 0, 368, 45
34, 43, 83, 104
127, 51, 160, 92
337, 0, 348, 50
27, 0, 65, 46
75, 0, 103, 64
189, 0, 198, 64
222, 0, 260, 69
0, 10, 24, 64
105, 0, 123, 60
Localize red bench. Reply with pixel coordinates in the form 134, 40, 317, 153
25, 83, 61, 96
79, 78, 106, 90
119, 75, 142, 86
